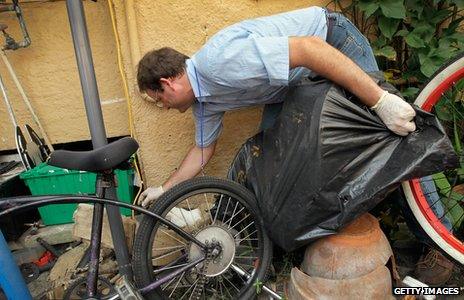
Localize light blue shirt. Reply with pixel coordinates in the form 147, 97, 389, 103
187, 6, 328, 147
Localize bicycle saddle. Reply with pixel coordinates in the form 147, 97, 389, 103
48, 137, 139, 172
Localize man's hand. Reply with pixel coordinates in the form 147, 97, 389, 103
138, 186, 164, 208
372, 91, 416, 136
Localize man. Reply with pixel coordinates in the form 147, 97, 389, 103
137, 6, 416, 207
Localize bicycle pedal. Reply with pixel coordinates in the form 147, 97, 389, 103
115, 275, 144, 300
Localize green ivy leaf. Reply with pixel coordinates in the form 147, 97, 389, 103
378, 16, 401, 39
429, 9, 452, 25
374, 45, 397, 60
379, 0, 406, 19
358, 1, 380, 18
395, 29, 409, 37
405, 32, 426, 48
420, 55, 442, 77
405, 0, 424, 17
371, 35, 387, 48
401, 87, 420, 98
435, 98, 455, 121
413, 23, 436, 42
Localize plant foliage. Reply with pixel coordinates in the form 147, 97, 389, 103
329, 0, 464, 100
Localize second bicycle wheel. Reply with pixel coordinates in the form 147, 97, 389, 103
132, 176, 272, 299
402, 52, 464, 265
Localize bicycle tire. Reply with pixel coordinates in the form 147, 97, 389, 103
132, 176, 273, 299
402, 52, 464, 265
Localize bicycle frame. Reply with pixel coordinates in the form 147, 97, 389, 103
0, 177, 208, 298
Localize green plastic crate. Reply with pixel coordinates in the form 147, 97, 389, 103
20, 163, 135, 225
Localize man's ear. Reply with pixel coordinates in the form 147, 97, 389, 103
160, 78, 173, 89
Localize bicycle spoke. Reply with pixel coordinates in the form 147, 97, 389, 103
220, 276, 236, 298
154, 245, 185, 252
230, 213, 250, 231
178, 278, 199, 300
203, 193, 214, 224
222, 274, 240, 292
234, 221, 255, 238
168, 272, 185, 298
161, 275, 179, 291
187, 281, 200, 300
237, 230, 258, 243
154, 262, 190, 274
213, 194, 224, 225
222, 196, 232, 223
152, 247, 185, 263
185, 198, 199, 231
225, 204, 244, 228
452, 213, 464, 231
160, 229, 187, 246
178, 207, 194, 231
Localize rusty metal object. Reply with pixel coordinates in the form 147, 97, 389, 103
302, 213, 392, 279
286, 265, 393, 300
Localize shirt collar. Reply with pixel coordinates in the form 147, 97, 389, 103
185, 59, 210, 101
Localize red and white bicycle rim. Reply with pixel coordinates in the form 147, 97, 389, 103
402, 55, 464, 264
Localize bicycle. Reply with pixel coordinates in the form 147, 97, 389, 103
0, 137, 274, 299
401, 52, 464, 266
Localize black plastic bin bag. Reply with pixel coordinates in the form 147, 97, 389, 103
228, 73, 459, 251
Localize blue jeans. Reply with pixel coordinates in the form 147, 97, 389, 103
260, 11, 379, 130
420, 175, 453, 232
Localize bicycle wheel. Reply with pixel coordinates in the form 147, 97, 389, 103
402, 52, 464, 265
132, 177, 273, 299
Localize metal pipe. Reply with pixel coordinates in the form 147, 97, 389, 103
0, 71, 17, 127
65, 0, 132, 278
230, 264, 282, 299
87, 202, 104, 297
104, 185, 133, 277
0, 50, 54, 150
12, 0, 31, 48
65, 0, 106, 148
0, 231, 32, 300
123, 0, 141, 70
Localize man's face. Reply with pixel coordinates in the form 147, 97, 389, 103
145, 74, 194, 113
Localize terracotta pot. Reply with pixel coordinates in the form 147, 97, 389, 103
301, 213, 392, 279
286, 266, 393, 300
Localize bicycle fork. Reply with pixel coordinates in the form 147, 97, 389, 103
87, 172, 112, 297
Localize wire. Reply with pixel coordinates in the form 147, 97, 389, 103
106, 0, 143, 217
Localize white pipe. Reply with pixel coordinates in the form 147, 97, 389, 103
0, 71, 17, 127
124, 0, 141, 71
0, 50, 54, 150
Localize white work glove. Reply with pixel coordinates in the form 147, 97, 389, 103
372, 91, 416, 136
139, 186, 164, 208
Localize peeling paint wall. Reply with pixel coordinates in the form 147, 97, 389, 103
0, 0, 127, 150
0, 0, 336, 186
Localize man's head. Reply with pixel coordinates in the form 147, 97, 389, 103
137, 47, 194, 112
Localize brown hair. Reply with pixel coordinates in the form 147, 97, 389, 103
137, 47, 189, 92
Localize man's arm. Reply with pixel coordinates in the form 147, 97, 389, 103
288, 36, 416, 136
289, 36, 383, 106
163, 141, 217, 190
138, 142, 216, 207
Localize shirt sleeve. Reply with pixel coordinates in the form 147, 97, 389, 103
192, 102, 225, 147
204, 34, 290, 88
